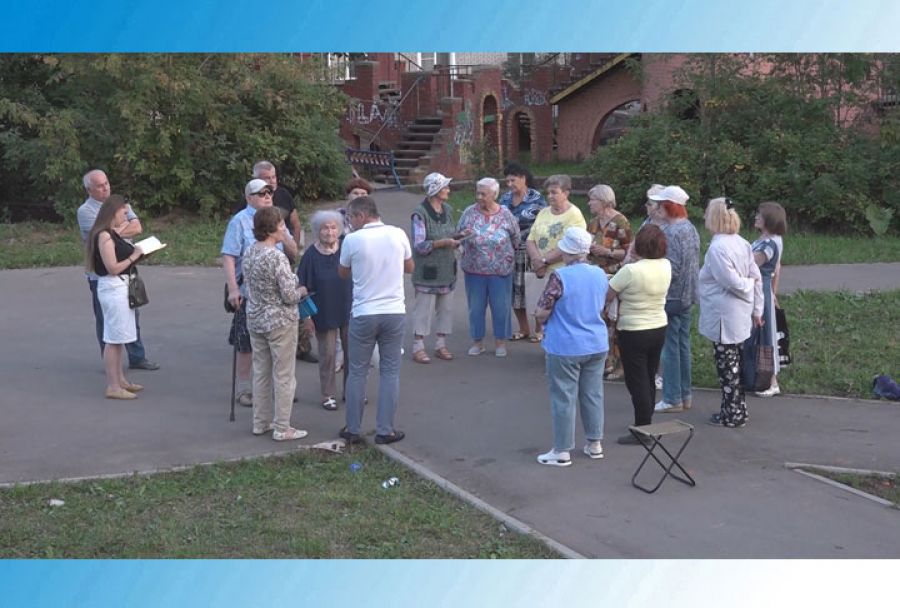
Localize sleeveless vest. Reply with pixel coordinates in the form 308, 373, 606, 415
412, 201, 457, 287
543, 263, 609, 357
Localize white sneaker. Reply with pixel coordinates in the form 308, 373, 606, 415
654, 399, 675, 412
273, 427, 308, 441
537, 449, 572, 467
755, 384, 781, 398
655, 375, 663, 390
583, 441, 604, 459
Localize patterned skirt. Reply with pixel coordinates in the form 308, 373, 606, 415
512, 243, 529, 309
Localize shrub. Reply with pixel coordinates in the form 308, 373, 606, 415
585, 54, 900, 233
0, 54, 349, 221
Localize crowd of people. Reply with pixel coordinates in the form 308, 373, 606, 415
79, 162, 788, 462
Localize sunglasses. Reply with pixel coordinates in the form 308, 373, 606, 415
724, 197, 735, 210
252, 189, 274, 197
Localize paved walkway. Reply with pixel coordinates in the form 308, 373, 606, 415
1, 190, 898, 558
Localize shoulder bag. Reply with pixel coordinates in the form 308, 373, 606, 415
128, 266, 149, 308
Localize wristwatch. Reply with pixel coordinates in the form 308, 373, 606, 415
541, 257, 547, 266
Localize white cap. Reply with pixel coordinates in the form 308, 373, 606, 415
557, 226, 593, 255
245, 179, 271, 196
648, 185, 689, 205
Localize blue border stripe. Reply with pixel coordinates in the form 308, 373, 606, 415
2, 0, 900, 51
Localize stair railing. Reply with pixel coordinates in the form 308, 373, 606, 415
370, 73, 429, 147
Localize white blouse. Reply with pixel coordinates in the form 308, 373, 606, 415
698, 233, 763, 344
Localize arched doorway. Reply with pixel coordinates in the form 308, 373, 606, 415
512, 110, 533, 163
592, 100, 641, 149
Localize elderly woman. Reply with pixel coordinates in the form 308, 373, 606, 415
607, 224, 671, 444
526, 174, 587, 342
298, 209, 352, 410
624, 184, 665, 264
84, 195, 145, 400
586, 184, 633, 379
699, 198, 763, 428
534, 227, 609, 467
243, 206, 309, 441
457, 177, 520, 357
499, 162, 547, 340
750, 201, 788, 397
410, 172, 460, 363
649, 185, 701, 415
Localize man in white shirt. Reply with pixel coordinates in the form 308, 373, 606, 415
76, 169, 159, 370
338, 196, 413, 444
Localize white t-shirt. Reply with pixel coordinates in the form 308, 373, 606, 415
339, 221, 412, 317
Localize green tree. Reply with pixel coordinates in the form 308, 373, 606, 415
585, 53, 898, 233
0, 54, 348, 220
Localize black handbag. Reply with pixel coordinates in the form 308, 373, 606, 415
128, 267, 149, 308
775, 306, 791, 366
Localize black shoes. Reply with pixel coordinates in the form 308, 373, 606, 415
374, 431, 405, 445
338, 427, 364, 445
297, 352, 319, 363
708, 413, 746, 428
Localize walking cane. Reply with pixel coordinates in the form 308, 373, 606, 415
229, 334, 237, 422
228, 298, 241, 422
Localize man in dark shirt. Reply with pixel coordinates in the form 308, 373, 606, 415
253, 160, 303, 250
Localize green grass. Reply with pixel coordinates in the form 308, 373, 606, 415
690, 290, 900, 399
0, 213, 228, 269
0, 448, 557, 558
814, 470, 899, 505
527, 160, 589, 177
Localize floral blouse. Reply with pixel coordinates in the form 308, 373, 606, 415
457, 204, 520, 276
243, 243, 306, 334
587, 211, 633, 274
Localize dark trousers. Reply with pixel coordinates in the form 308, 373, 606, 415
617, 326, 667, 426
88, 278, 146, 366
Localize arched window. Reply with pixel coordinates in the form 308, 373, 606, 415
592, 100, 641, 149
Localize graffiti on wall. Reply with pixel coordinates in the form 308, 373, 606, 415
522, 88, 548, 106
449, 100, 474, 163
345, 99, 400, 129
500, 82, 515, 110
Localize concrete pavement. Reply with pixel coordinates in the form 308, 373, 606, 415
1, 189, 897, 558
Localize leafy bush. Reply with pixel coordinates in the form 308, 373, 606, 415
585, 54, 899, 233
0, 54, 349, 221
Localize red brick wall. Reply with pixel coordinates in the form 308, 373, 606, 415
640, 54, 689, 112
556, 64, 642, 161
338, 61, 403, 152
501, 64, 555, 165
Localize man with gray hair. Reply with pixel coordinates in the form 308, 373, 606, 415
252, 160, 303, 249
76, 169, 159, 370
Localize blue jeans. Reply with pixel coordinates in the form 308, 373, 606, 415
88, 278, 146, 366
545, 352, 607, 452
463, 272, 512, 341
662, 308, 692, 406
345, 313, 405, 436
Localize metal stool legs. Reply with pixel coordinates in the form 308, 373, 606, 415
630, 421, 696, 494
